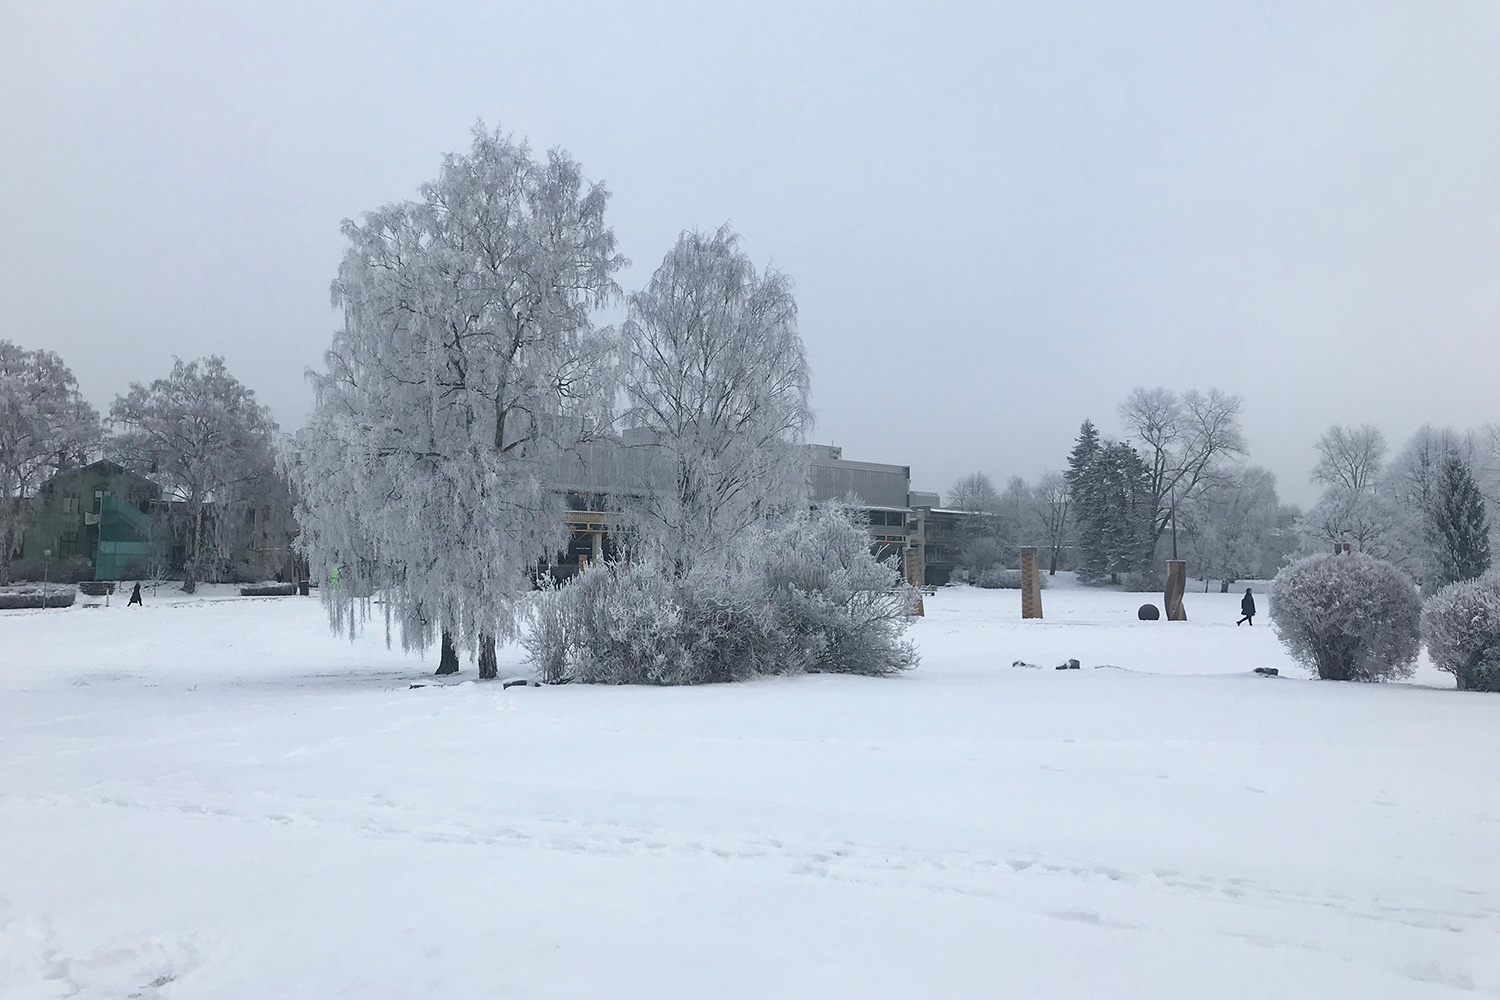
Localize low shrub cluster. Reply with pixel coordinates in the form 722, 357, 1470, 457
1269, 552, 1421, 681
3, 557, 94, 584
1118, 570, 1163, 593
975, 568, 1021, 589
1422, 571, 1500, 692
0, 584, 78, 609
240, 583, 299, 597
524, 505, 919, 685
974, 567, 1048, 590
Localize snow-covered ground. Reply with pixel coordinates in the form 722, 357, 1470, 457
2, 582, 1497, 998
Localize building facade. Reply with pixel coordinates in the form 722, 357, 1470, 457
14, 460, 298, 583
14, 460, 166, 581
540, 439, 973, 587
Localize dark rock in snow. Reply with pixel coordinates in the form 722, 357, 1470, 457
1138, 604, 1160, 621
502, 678, 533, 689
1253, 667, 1280, 677
1012, 660, 1042, 669
1055, 659, 1082, 670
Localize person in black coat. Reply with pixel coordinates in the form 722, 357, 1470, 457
127, 582, 143, 606
1236, 587, 1255, 626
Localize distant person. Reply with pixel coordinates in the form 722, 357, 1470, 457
1236, 587, 1255, 626
127, 582, 143, 607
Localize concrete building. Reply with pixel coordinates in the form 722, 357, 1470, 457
808, 444, 914, 566
535, 437, 975, 587
807, 447, 991, 587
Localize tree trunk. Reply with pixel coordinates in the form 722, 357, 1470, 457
0, 525, 13, 587
435, 630, 460, 675
478, 633, 498, 680
182, 503, 202, 594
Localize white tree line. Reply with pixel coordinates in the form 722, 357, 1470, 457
948, 393, 1499, 593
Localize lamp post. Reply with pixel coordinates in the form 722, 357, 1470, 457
43, 548, 51, 608
1169, 486, 1179, 561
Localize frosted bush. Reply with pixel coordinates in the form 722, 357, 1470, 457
1118, 570, 1162, 593
523, 504, 918, 684
975, 568, 1021, 589
956, 537, 1006, 577
1270, 552, 1421, 682
523, 562, 795, 685
974, 568, 1047, 590
1422, 571, 1500, 692
751, 504, 919, 677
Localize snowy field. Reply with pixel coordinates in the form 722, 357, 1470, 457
2, 582, 1498, 998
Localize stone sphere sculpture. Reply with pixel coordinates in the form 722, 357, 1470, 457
1138, 603, 1161, 621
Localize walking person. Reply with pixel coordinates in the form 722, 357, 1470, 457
127, 582, 143, 607
1236, 586, 1255, 626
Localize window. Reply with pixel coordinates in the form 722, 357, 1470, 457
93, 490, 105, 514
62, 496, 79, 515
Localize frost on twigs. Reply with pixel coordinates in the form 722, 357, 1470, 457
615, 226, 812, 578
288, 123, 624, 667
1269, 552, 1421, 682
517, 226, 915, 686
523, 505, 919, 685
1422, 571, 1500, 692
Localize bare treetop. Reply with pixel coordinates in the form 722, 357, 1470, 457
1118, 386, 1246, 546
1311, 424, 1387, 494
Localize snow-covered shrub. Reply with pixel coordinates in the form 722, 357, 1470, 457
974, 568, 1048, 590
1118, 570, 1162, 593
1270, 552, 1421, 681
4, 556, 94, 584
524, 563, 686, 684
956, 536, 1007, 578
751, 504, 919, 676
975, 568, 1021, 589
0, 584, 77, 609
1422, 571, 1500, 692
524, 504, 918, 684
522, 563, 792, 685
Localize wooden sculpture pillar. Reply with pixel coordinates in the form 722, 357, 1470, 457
905, 547, 924, 617
1165, 559, 1187, 621
1021, 546, 1043, 619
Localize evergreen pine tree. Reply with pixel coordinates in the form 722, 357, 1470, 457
1065, 421, 1107, 582
1094, 441, 1153, 584
1428, 452, 1492, 585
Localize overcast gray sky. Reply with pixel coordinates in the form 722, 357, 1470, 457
3, 1, 1497, 505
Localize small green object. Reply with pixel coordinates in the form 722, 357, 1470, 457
330, 563, 341, 588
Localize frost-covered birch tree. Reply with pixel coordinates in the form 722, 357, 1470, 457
1118, 387, 1246, 560
1181, 465, 1282, 589
0, 342, 102, 584
109, 356, 275, 593
1297, 424, 1397, 559
617, 226, 812, 576
948, 472, 1000, 513
293, 125, 623, 678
